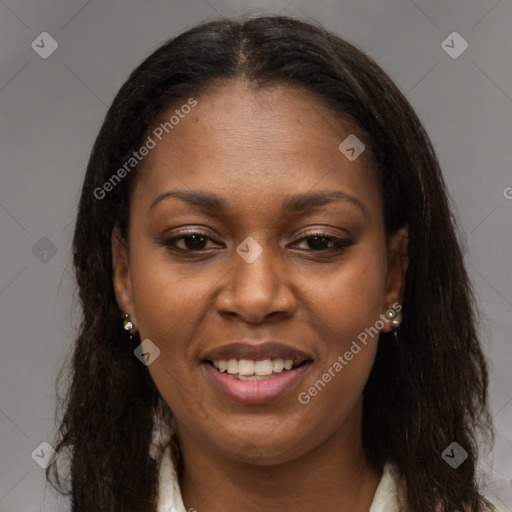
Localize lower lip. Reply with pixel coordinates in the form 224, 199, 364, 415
202, 362, 312, 405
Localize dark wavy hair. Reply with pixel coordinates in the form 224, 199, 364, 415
47, 14, 495, 512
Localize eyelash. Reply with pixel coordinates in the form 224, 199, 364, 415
160, 230, 353, 256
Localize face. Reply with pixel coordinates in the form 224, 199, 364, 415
112, 81, 408, 465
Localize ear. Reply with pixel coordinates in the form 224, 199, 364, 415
111, 226, 138, 326
381, 225, 408, 332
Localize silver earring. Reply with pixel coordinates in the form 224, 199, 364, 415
385, 308, 397, 320
385, 307, 402, 327
385, 306, 402, 343
121, 313, 138, 341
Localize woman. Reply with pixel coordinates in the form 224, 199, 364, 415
47, 15, 497, 512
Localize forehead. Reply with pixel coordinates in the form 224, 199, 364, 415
132, 80, 382, 219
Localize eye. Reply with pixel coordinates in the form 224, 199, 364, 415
161, 231, 222, 252
158, 229, 353, 256
292, 231, 353, 252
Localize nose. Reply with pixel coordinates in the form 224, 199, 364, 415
215, 243, 297, 324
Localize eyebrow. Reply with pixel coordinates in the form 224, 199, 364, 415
148, 189, 365, 216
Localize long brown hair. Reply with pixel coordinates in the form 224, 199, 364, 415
47, 15, 495, 512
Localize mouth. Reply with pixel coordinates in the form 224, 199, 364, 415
200, 341, 313, 404
203, 357, 311, 380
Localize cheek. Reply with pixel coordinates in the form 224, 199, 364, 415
305, 249, 387, 351
294, 287, 383, 446
296, 246, 386, 406
128, 255, 213, 422
128, 241, 215, 343
127, 242, 233, 408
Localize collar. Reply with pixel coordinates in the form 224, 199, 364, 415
156, 444, 404, 512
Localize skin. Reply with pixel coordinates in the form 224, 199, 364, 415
112, 80, 408, 512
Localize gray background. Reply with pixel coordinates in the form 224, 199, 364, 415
0, 1, 511, 510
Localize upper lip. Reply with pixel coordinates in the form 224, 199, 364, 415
201, 341, 312, 365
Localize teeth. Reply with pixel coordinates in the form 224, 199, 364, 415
227, 359, 238, 374
255, 359, 273, 375
213, 358, 297, 376
238, 359, 255, 375
272, 359, 284, 372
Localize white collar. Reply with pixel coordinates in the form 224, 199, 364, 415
156, 444, 403, 512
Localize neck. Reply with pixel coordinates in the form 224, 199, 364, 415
174, 401, 382, 512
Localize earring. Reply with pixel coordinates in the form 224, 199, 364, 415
121, 313, 138, 341
385, 305, 402, 343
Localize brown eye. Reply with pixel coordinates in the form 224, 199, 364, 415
305, 235, 334, 250
293, 232, 354, 252
175, 234, 208, 251
162, 231, 222, 253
